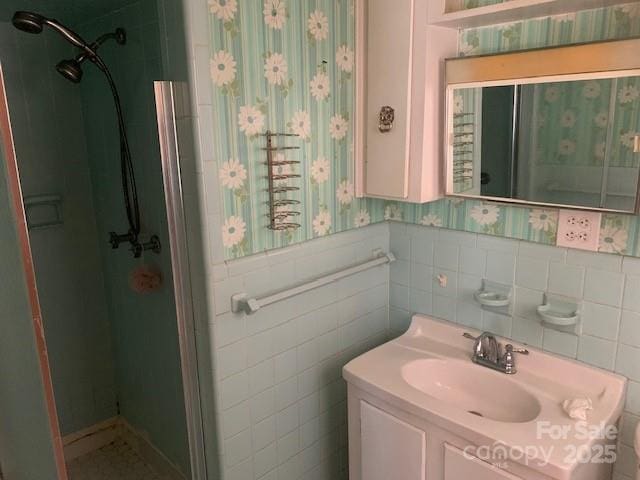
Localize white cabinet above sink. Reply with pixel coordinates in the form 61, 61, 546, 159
343, 315, 627, 480
355, 0, 457, 202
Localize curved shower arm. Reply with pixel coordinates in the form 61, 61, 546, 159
43, 18, 98, 57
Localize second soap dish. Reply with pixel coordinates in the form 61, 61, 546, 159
537, 304, 580, 327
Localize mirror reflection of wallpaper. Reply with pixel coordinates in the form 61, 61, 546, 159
525, 77, 640, 211
462, 0, 506, 9
212, 2, 640, 259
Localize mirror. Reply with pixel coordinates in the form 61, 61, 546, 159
445, 39, 640, 213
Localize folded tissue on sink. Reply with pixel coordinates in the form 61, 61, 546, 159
562, 398, 593, 420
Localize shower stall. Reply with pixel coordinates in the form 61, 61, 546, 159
0, 1, 208, 479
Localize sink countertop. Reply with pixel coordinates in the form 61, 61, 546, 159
343, 314, 627, 480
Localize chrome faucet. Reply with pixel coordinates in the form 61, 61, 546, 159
463, 332, 529, 374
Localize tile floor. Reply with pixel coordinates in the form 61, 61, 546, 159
66, 438, 169, 480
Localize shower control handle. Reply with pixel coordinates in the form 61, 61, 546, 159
109, 231, 136, 250
130, 235, 162, 259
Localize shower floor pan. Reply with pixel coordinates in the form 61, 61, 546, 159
66, 437, 170, 480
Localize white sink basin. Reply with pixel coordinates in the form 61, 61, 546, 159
343, 314, 627, 480
402, 358, 541, 423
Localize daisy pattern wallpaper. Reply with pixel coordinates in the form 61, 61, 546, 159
209, 1, 640, 260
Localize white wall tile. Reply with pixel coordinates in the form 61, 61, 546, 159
459, 247, 487, 277
253, 416, 276, 451
548, 262, 585, 298
220, 372, 249, 410
515, 256, 549, 291
616, 344, 640, 382
582, 302, 621, 341
621, 310, 640, 348
222, 401, 251, 439
410, 263, 433, 292
485, 251, 516, 285
542, 328, 578, 358
218, 340, 247, 379
511, 316, 544, 348
584, 269, 624, 307
249, 360, 275, 395
224, 428, 252, 467
577, 335, 617, 370
253, 443, 277, 479
477, 235, 519, 254
623, 276, 640, 313
519, 242, 566, 262
567, 249, 622, 272
434, 243, 459, 271
410, 236, 434, 266
626, 381, 640, 416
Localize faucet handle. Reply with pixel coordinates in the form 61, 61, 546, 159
505, 344, 529, 355
462, 332, 477, 340
503, 344, 529, 374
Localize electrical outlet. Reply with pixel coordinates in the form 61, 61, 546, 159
556, 209, 602, 252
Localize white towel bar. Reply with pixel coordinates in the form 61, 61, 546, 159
231, 249, 396, 315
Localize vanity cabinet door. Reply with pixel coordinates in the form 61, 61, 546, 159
444, 444, 523, 480
361, 401, 426, 480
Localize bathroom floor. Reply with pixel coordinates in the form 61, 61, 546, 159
66, 438, 168, 480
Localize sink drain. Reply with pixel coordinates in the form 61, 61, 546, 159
468, 410, 484, 417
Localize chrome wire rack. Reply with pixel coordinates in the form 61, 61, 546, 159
263, 131, 302, 231
452, 112, 475, 189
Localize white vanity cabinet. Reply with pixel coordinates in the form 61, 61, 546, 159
361, 401, 426, 480
356, 0, 457, 202
350, 392, 552, 480
444, 444, 523, 480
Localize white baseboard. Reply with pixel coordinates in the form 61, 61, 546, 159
63, 417, 119, 461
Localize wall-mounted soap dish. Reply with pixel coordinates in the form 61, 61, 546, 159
474, 279, 512, 315
537, 305, 579, 326
537, 294, 581, 334
474, 291, 510, 308
23, 194, 63, 230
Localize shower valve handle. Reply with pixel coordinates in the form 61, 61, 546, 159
109, 231, 136, 249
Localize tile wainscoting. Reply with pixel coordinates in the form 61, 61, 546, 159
209, 223, 390, 480
388, 221, 640, 479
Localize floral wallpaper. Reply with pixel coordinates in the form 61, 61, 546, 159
209, 0, 376, 258
210, 1, 640, 260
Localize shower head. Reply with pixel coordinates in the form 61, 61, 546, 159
56, 59, 83, 83
12, 11, 126, 84
12, 11, 45, 34
12, 11, 93, 53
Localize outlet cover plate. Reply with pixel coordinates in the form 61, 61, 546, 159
556, 209, 602, 252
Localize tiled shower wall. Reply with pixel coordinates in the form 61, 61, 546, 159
78, 1, 191, 474
0, 21, 117, 434
209, 223, 390, 480
388, 221, 640, 479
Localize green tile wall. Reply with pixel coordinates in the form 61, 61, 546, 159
0, 67, 61, 480
0, 20, 118, 435
78, 2, 191, 474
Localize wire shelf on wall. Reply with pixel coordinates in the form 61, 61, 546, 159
262, 131, 302, 231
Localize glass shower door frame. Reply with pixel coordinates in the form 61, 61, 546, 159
154, 81, 208, 480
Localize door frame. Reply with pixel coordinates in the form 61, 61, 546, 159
0, 64, 68, 479
154, 81, 209, 479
